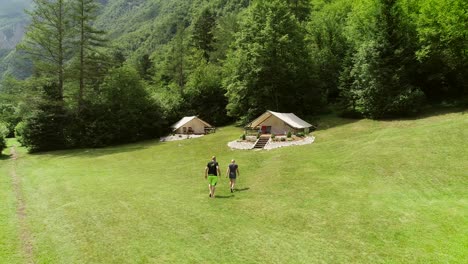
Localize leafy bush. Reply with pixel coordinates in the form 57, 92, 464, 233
12, 66, 167, 151
0, 136, 6, 154
387, 88, 426, 116
0, 103, 21, 137
296, 132, 305, 137
14, 121, 26, 145
0, 122, 7, 154
280, 137, 286, 142
287, 131, 292, 138
0, 122, 9, 138
73, 66, 167, 147
271, 133, 276, 139
18, 99, 69, 152
339, 108, 363, 119
241, 134, 246, 140
184, 59, 232, 126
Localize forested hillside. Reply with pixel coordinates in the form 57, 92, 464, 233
0, 0, 466, 152
0, 0, 32, 80
0, 0, 31, 50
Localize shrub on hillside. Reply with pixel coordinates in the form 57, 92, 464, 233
0, 100, 22, 137
0, 122, 7, 154
18, 99, 69, 152
183, 60, 232, 126
71, 66, 166, 147
14, 121, 26, 145
14, 67, 167, 151
0, 136, 5, 154
387, 88, 426, 117
339, 108, 363, 119
0, 122, 8, 138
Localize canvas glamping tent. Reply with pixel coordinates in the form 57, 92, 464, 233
171, 116, 214, 134
246, 110, 312, 135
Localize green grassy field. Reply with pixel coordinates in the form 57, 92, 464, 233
1, 110, 467, 263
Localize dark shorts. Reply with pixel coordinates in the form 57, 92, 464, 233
229, 175, 236, 179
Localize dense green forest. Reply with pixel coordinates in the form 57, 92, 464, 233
0, 0, 466, 152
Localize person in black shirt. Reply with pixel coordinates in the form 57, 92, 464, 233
205, 156, 221, 198
226, 159, 239, 193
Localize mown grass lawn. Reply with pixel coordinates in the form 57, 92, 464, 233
1, 109, 467, 263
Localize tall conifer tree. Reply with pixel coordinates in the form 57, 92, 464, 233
192, 8, 216, 61
223, 0, 320, 122
70, 0, 107, 109
339, 0, 424, 118
20, 0, 71, 101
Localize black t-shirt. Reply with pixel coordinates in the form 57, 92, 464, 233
207, 161, 219, 176
229, 164, 238, 177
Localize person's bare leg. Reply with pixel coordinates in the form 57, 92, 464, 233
212, 186, 216, 198
208, 184, 212, 197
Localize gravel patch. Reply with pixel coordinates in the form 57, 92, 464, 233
227, 140, 255, 150
264, 136, 315, 150
160, 134, 204, 142
227, 136, 315, 150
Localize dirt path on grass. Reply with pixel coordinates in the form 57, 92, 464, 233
10, 146, 34, 264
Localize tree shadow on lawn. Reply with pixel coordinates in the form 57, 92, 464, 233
312, 115, 360, 132
313, 106, 466, 132
215, 195, 235, 199
214, 187, 250, 198
29, 139, 160, 159
378, 106, 467, 122
234, 187, 250, 192
0, 153, 12, 160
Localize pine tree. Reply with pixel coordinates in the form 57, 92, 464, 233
20, 0, 72, 101
339, 0, 424, 118
286, 0, 310, 22
223, 0, 321, 122
192, 8, 216, 61
70, 0, 107, 109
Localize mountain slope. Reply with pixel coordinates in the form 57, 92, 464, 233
0, 0, 31, 49
0, 0, 248, 82
0, 0, 32, 81
95, 0, 248, 60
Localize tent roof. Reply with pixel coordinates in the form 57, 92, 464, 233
247, 110, 312, 129
171, 116, 213, 130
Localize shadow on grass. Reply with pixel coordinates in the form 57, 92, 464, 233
234, 187, 250, 192
213, 187, 250, 198
0, 154, 12, 160
313, 106, 466, 132
313, 116, 359, 132
215, 195, 235, 199
29, 139, 162, 159
379, 106, 467, 122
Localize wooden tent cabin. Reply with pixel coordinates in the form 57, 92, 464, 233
171, 116, 214, 134
246, 110, 312, 135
